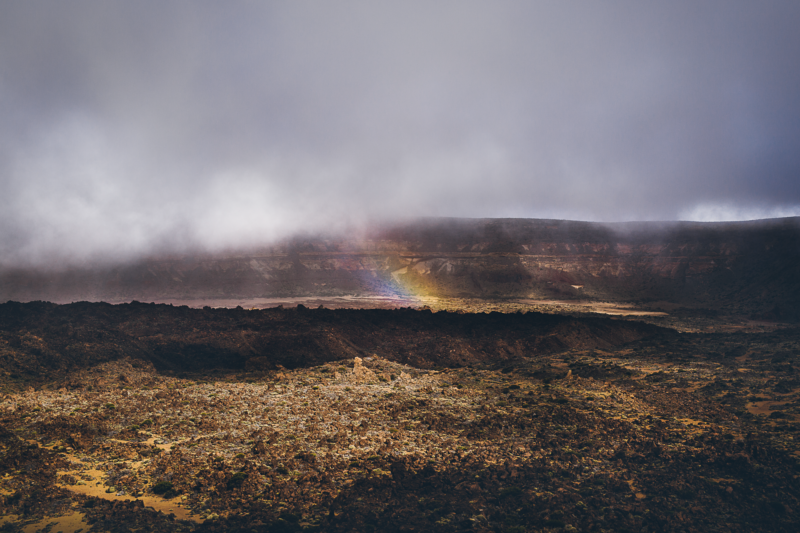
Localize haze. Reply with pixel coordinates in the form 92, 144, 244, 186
1, 1, 800, 266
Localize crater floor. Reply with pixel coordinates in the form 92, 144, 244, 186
1, 306, 799, 532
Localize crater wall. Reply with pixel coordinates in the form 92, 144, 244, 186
2, 217, 799, 316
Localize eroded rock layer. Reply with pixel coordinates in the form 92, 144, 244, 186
2, 217, 799, 316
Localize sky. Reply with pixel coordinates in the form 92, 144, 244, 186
1, 1, 800, 266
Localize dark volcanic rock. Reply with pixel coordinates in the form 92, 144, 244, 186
0, 301, 667, 384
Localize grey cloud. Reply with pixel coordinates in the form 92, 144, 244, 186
1, 1, 800, 265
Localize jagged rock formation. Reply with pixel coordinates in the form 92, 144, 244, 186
2, 217, 799, 316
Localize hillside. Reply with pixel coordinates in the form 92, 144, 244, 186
2, 218, 799, 318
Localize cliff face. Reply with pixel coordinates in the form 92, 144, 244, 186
2, 217, 799, 315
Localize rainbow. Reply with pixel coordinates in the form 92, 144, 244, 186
350, 260, 441, 308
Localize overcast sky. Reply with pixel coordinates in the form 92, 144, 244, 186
1, 1, 800, 265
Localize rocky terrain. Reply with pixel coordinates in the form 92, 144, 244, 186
1, 302, 799, 532
0, 301, 666, 387
2, 217, 799, 320
1, 217, 799, 531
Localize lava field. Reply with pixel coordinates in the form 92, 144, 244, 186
1, 302, 799, 532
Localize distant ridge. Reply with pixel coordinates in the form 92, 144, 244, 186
2, 217, 799, 318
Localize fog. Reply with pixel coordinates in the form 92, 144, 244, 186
2, 1, 799, 266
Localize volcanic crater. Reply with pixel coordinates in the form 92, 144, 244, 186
1, 218, 800, 532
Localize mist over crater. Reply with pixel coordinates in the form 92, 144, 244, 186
3, 217, 798, 322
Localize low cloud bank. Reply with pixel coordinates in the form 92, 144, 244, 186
2, 2, 800, 266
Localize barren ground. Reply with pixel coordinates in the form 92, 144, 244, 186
1, 303, 799, 532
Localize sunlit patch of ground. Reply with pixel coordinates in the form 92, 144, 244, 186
68, 295, 673, 316
0, 510, 87, 533
515, 299, 669, 317
50, 453, 200, 522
